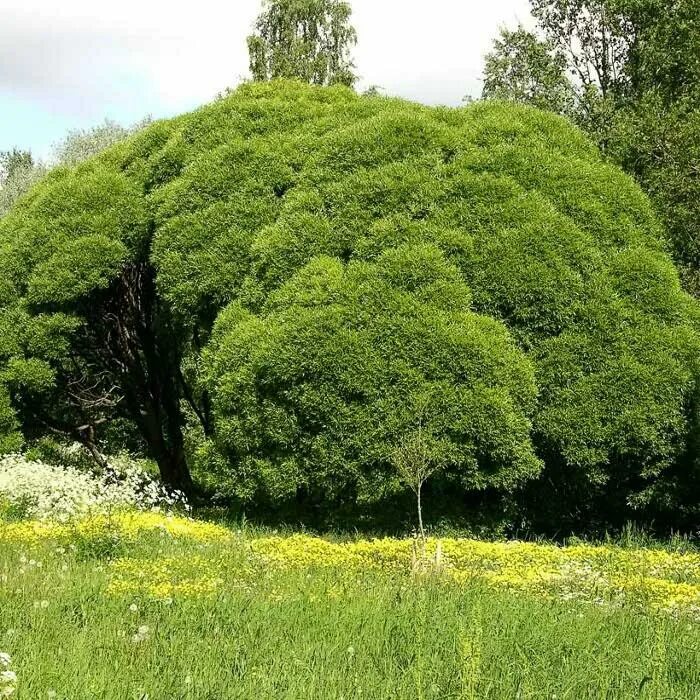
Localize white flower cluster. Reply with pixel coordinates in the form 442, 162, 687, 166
0, 652, 15, 697
0, 453, 187, 522
132, 625, 151, 644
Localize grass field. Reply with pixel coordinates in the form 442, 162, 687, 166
1, 512, 699, 699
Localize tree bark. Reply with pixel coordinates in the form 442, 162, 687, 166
417, 483, 425, 553
82, 263, 196, 494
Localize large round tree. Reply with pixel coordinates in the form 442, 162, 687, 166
0, 81, 697, 523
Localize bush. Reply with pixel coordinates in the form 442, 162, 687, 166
203, 247, 541, 505
0, 81, 698, 527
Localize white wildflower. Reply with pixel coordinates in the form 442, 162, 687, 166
0, 655, 9, 669
132, 625, 150, 643
0, 667, 16, 698
0, 452, 186, 522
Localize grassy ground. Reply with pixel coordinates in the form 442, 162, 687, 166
1, 513, 699, 699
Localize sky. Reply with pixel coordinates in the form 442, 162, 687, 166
0, 0, 533, 159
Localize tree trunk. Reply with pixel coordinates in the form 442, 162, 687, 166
86, 263, 196, 495
137, 390, 193, 495
152, 433, 193, 495
417, 483, 425, 554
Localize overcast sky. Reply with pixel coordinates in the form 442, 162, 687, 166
0, 0, 533, 159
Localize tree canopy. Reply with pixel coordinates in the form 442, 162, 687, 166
482, 0, 700, 300
482, 27, 575, 115
0, 81, 697, 527
247, 0, 357, 87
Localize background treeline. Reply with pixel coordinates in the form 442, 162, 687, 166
0, 0, 698, 537
482, 0, 700, 298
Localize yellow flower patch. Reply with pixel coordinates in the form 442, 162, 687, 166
0, 519, 69, 545
0, 511, 231, 546
107, 555, 231, 598
3, 512, 700, 619
250, 535, 700, 619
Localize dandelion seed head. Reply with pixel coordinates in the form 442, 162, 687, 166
132, 625, 151, 643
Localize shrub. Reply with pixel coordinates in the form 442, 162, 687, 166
0, 81, 698, 526
203, 248, 541, 504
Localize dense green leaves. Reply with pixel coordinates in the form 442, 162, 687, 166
482, 0, 700, 305
0, 81, 697, 526
247, 0, 357, 87
204, 248, 541, 503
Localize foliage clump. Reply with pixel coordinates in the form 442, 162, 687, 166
247, 0, 357, 87
0, 81, 697, 528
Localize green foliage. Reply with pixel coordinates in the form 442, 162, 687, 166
482, 27, 575, 115
529, 0, 633, 98
248, 0, 357, 87
481, 6, 700, 524
619, 0, 700, 104
0, 150, 47, 217
0, 386, 22, 454
0, 149, 34, 181
0, 118, 147, 219
51, 118, 150, 168
27, 235, 129, 305
203, 248, 541, 504
608, 92, 700, 289
483, 1, 700, 311
0, 81, 697, 525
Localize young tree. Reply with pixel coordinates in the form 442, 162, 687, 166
482, 27, 575, 115
391, 402, 440, 545
247, 0, 357, 87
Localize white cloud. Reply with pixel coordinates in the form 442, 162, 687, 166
0, 0, 533, 129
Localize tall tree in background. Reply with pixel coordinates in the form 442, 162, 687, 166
529, 0, 632, 98
0, 149, 46, 217
53, 118, 151, 167
481, 0, 700, 291
0, 149, 33, 181
528, 0, 633, 145
605, 0, 700, 291
0, 119, 148, 218
247, 0, 358, 87
482, 27, 575, 115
